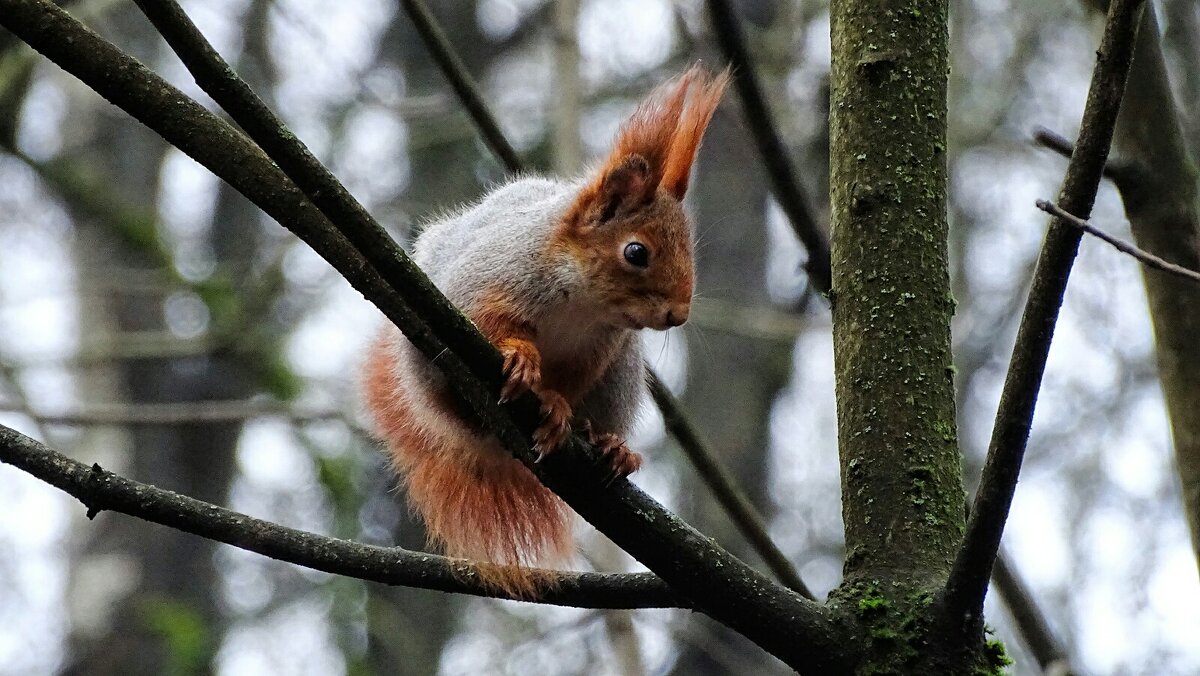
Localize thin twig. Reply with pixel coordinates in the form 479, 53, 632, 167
1037, 199, 1200, 284
0, 401, 348, 426
648, 372, 814, 600
990, 550, 1075, 675
1032, 126, 1128, 183
943, 0, 1146, 629
397, 0, 522, 173
0, 423, 683, 609
704, 0, 831, 295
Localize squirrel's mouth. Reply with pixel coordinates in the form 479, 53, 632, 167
620, 313, 646, 330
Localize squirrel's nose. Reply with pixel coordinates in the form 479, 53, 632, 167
665, 303, 690, 327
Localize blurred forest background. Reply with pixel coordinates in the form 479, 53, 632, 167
1, 0, 1198, 674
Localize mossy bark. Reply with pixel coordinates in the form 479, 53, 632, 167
830, 0, 963, 584
829, 0, 986, 671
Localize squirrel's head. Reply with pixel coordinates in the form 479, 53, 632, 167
556, 66, 728, 331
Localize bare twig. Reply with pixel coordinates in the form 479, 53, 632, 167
0, 423, 683, 609
1037, 199, 1200, 284
943, 0, 1146, 628
1032, 126, 1129, 183
0, 401, 349, 426
990, 550, 1075, 675
648, 372, 814, 600
704, 0, 831, 294
396, 0, 522, 173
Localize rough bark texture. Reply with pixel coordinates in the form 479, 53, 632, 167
829, 0, 963, 580
1101, 2, 1200, 568
828, 0, 983, 671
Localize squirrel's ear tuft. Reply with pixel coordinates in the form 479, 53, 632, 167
660, 67, 729, 200
564, 66, 728, 228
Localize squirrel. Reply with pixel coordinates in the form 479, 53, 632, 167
361, 66, 728, 596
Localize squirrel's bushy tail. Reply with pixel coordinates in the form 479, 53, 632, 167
362, 331, 573, 597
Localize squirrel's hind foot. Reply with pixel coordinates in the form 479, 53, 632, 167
532, 390, 572, 458
589, 430, 642, 482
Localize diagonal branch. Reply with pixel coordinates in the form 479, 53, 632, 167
0, 1, 844, 669
647, 373, 814, 600
942, 0, 1146, 627
1037, 199, 1200, 284
397, 0, 522, 173
0, 424, 681, 609
989, 549, 1074, 675
704, 0, 831, 295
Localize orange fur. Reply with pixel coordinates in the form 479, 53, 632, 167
362, 328, 572, 597
661, 68, 730, 199
563, 65, 729, 229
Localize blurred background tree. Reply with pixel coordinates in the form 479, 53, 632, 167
0, 0, 1196, 674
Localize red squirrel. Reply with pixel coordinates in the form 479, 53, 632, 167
361, 67, 728, 595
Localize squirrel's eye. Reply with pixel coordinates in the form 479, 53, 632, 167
623, 242, 650, 268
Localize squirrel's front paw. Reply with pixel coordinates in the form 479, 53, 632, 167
498, 338, 541, 404
532, 391, 572, 459
589, 430, 642, 480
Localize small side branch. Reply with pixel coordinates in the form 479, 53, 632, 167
990, 551, 1074, 675
1032, 126, 1129, 183
397, 0, 522, 173
648, 373, 814, 600
0, 424, 682, 609
943, 0, 1147, 628
1037, 199, 1200, 284
704, 0, 831, 294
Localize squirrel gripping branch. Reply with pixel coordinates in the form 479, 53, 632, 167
362, 66, 728, 596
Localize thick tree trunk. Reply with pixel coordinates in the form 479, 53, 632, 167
828, 0, 988, 671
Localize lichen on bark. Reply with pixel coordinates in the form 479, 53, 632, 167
830, 0, 964, 585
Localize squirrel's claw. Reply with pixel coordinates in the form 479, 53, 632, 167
532, 390, 572, 456
589, 430, 642, 483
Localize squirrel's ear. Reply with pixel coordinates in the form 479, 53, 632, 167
596, 155, 651, 222
563, 67, 728, 228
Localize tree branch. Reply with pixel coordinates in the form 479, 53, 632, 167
0, 1, 845, 669
648, 372, 814, 600
943, 0, 1146, 627
396, 0, 522, 173
989, 549, 1074, 675
0, 423, 682, 609
1037, 199, 1200, 284
1098, 0, 1200, 569
1032, 126, 1131, 184
704, 0, 831, 295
